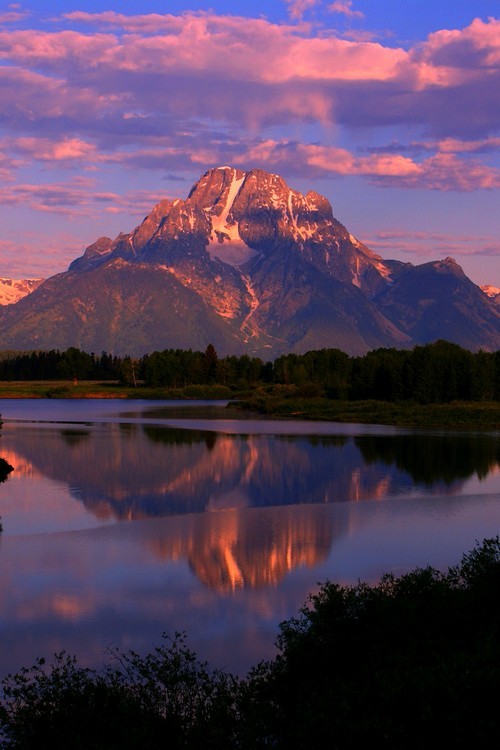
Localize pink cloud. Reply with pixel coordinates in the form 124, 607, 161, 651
284, 1, 319, 21
0, 13, 497, 136
234, 141, 500, 191
436, 137, 500, 154
370, 153, 500, 191
13, 137, 97, 162
0, 236, 76, 278
0, 66, 118, 127
61, 11, 189, 35
0, 9, 29, 25
0, 147, 19, 177
2, 16, 403, 84
328, 2, 364, 20
0, 11, 497, 197
0, 29, 116, 67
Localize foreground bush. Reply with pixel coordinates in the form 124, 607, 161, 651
1, 539, 499, 748
244, 536, 500, 748
0, 635, 239, 750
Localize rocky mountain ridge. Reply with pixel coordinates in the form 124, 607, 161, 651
1, 166, 499, 356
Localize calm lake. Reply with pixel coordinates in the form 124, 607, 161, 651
1, 399, 500, 677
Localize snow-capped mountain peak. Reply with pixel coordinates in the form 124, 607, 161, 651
1, 166, 499, 356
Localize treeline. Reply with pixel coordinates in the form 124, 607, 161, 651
0, 348, 121, 381
142, 340, 500, 402
1, 538, 499, 748
273, 340, 500, 403
1, 340, 500, 403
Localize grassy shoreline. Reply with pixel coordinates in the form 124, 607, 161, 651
1, 380, 500, 428
0, 380, 233, 400
231, 394, 500, 428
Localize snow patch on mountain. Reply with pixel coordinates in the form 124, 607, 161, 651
207, 170, 257, 266
482, 285, 500, 298
0, 278, 44, 305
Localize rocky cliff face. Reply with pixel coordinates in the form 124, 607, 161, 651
1, 167, 499, 356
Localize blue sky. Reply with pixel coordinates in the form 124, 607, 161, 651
1, 0, 499, 287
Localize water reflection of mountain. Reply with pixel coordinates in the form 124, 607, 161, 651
145, 505, 340, 591
3, 424, 499, 525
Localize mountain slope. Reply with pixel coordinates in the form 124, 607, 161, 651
375, 258, 500, 351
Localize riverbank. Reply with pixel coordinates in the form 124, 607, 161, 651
1, 380, 500, 428
0, 380, 233, 400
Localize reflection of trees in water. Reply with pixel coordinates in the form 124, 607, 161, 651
355, 434, 500, 485
143, 426, 218, 451
0, 456, 12, 531
60, 430, 91, 447
0, 457, 13, 482
277, 435, 348, 448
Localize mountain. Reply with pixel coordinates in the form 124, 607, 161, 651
0, 166, 499, 356
0, 278, 43, 306
374, 258, 500, 351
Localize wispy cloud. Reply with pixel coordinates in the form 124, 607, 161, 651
365, 230, 500, 263
283, 1, 319, 22
0, 178, 168, 217
0, 10, 30, 25
328, 2, 364, 20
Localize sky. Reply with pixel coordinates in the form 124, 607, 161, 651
1, 0, 500, 287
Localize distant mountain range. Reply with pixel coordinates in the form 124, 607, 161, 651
1, 166, 499, 356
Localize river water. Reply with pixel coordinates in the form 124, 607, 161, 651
0, 399, 499, 676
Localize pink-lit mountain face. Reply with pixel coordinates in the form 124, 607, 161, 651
1, 167, 499, 356
0, 278, 43, 306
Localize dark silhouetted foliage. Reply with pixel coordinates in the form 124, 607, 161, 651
1, 539, 499, 748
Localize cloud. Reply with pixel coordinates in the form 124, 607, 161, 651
0, 10, 498, 198
0, 236, 77, 278
234, 140, 500, 191
0, 178, 167, 217
365, 230, 500, 262
283, 1, 319, 21
1, 12, 497, 141
0, 14, 496, 126
3, 130, 499, 194
436, 137, 500, 154
0, 11, 29, 25
369, 153, 500, 191
328, 2, 364, 20
12, 137, 98, 163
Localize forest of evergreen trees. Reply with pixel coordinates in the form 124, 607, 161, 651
1, 340, 500, 404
